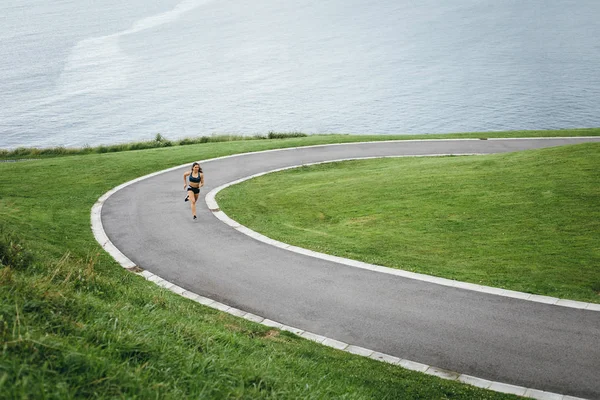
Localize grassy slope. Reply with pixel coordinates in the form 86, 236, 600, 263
1, 129, 597, 398
217, 143, 600, 302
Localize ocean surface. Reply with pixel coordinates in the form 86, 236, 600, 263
1, 0, 599, 149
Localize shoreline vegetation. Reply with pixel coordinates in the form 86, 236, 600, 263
0, 132, 308, 160
0, 128, 598, 399
1, 126, 599, 160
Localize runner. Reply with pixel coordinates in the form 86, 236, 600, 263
183, 162, 204, 220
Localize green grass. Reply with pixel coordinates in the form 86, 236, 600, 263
217, 143, 600, 303
0, 129, 597, 399
4, 247, 522, 399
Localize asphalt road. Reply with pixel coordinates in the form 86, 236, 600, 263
101, 138, 600, 399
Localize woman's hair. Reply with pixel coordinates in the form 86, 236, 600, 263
191, 162, 203, 172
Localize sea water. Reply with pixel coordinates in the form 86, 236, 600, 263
1, 0, 599, 149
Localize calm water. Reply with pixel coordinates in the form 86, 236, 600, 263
1, 0, 599, 149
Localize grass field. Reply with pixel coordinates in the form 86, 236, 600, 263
1, 128, 597, 398
217, 143, 600, 303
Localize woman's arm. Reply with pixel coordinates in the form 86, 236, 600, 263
183, 171, 190, 189
200, 172, 204, 187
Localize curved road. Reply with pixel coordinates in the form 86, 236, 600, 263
100, 138, 600, 399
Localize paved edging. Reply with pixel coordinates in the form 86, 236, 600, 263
204, 154, 600, 312
91, 139, 599, 400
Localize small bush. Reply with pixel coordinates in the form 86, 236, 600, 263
155, 134, 172, 147
12, 147, 32, 156
267, 131, 307, 139
129, 142, 147, 151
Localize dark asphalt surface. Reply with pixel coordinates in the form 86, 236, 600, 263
101, 138, 600, 399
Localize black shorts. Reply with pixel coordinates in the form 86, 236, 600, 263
187, 186, 200, 194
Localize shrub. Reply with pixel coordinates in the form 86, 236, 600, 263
267, 131, 307, 139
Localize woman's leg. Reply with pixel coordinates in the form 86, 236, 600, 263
188, 190, 196, 218
192, 192, 200, 219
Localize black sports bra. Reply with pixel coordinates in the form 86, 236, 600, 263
189, 173, 201, 183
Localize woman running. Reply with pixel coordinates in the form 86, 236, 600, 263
183, 162, 204, 220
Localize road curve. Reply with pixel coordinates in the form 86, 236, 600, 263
100, 138, 600, 400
